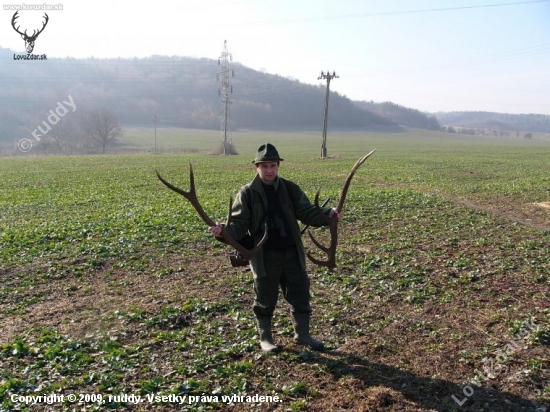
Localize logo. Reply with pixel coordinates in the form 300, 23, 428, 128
11, 11, 49, 54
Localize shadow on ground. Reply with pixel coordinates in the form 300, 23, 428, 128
303, 349, 547, 411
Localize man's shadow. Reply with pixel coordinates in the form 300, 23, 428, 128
298, 348, 546, 411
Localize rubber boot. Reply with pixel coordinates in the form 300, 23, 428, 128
292, 312, 324, 351
257, 317, 279, 353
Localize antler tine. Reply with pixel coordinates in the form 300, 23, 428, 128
306, 149, 376, 269
307, 190, 330, 252
155, 163, 215, 227
313, 189, 330, 224
307, 215, 338, 269
35, 13, 49, 36
11, 11, 25, 36
307, 249, 335, 268
307, 231, 330, 253
336, 148, 376, 212
300, 196, 330, 235
306, 189, 338, 269
156, 164, 267, 261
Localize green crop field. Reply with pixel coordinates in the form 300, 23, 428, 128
1, 129, 549, 411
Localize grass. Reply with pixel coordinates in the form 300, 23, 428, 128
1, 129, 549, 411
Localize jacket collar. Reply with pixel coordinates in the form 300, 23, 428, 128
251, 174, 281, 192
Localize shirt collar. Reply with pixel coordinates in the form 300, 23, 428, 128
266, 176, 280, 190
255, 174, 280, 190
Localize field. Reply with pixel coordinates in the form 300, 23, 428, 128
1, 128, 549, 411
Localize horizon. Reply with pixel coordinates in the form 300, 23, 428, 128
1, 0, 549, 115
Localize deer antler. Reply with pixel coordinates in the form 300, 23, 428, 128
156, 163, 268, 260
31, 13, 49, 40
11, 11, 49, 39
11, 11, 25, 37
307, 149, 376, 269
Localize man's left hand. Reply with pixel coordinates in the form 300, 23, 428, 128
329, 208, 343, 222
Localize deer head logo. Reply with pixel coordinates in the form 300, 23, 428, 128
11, 11, 49, 54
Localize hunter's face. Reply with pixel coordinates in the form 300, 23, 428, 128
256, 162, 279, 184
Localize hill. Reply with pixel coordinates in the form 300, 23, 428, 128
0, 47, 396, 144
434, 111, 550, 133
354, 101, 441, 130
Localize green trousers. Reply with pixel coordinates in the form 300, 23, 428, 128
253, 246, 311, 318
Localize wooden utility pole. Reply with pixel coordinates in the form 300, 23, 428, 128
318, 71, 338, 158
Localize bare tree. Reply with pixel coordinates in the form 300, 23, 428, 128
84, 108, 123, 153
46, 113, 84, 154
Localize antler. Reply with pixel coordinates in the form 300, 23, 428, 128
11, 11, 25, 37
11, 12, 49, 39
31, 13, 49, 40
307, 149, 376, 269
156, 163, 268, 260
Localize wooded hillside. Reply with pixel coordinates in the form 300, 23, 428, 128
0, 48, 397, 143
355, 101, 440, 130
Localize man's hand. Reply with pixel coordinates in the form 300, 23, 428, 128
209, 224, 224, 238
329, 208, 343, 222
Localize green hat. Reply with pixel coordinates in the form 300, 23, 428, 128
252, 143, 284, 164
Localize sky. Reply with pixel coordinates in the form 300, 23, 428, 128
1, 0, 550, 114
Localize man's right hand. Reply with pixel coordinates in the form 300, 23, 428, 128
209, 224, 224, 238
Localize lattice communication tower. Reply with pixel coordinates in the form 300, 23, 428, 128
217, 40, 235, 155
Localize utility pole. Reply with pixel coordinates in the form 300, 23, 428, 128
217, 40, 234, 155
153, 114, 157, 154
318, 71, 338, 158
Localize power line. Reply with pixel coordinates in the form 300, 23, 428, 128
347, 42, 550, 78
239, 0, 550, 27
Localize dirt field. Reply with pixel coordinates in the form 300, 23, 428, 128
1, 132, 549, 411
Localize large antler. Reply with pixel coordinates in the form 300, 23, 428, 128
307, 149, 376, 269
31, 13, 49, 40
11, 11, 49, 39
156, 163, 267, 260
11, 11, 25, 37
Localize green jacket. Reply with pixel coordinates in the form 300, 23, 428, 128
225, 174, 331, 278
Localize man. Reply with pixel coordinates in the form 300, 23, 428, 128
210, 143, 342, 352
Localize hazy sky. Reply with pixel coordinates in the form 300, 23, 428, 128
2, 0, 549, 114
